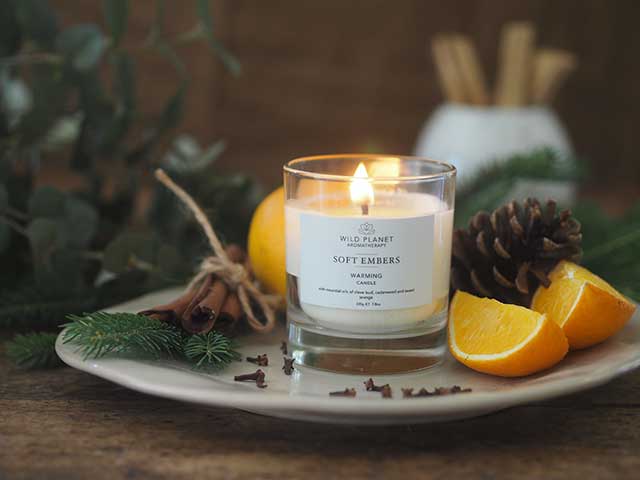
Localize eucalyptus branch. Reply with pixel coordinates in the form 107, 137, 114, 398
3, 206, 29, 222
0, 215, 27, 236
0, 53, 63, 67
145, 0, 167, 47
582, 229, 640, 263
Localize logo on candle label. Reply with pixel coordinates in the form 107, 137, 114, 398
357, 222, 376, 235
298, 213, 434, 311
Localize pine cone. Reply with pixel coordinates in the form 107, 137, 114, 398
451, 198, 583, 306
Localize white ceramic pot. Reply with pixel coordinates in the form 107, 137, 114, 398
414, 103, 573, 182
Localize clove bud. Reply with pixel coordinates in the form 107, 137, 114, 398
380, 385, 393, 398
280, 341, 288, 355
282, 357, 295, 375
246, 354, 269, 366
234, 369, 267, 388
401, 388, 414, 398
402, 385, 472, 398
364, 378, 391, 397
329, 388, 356, 397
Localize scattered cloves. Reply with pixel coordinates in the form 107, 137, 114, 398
280, 341, 288, 355
329, 388, 357, 397
364, 378, 391, 397
246, 354, 269, 366
401, 388, 414, 398
234, 369, 267, 388
402, 385, 472, 398
380, 384, 393, 398
282, 357, 295, 375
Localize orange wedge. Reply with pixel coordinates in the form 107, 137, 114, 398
449, 291, 568, 377
531, 261, 636, 350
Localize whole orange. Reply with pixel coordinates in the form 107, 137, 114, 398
247, 187, 286, 298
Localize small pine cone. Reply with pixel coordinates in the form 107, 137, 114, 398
451, 198, 583, 306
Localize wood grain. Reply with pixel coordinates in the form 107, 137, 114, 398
2, 345, 640, 479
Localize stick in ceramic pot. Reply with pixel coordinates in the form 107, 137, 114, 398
431, 35, 467, 103
494, 22, 536, 106
530, 49, 577, 104
450, 34, 490, 105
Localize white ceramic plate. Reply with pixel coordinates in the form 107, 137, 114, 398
56, 288, 640, 425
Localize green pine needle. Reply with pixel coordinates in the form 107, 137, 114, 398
6, 333, 62, 369
60, 312, 240, 370
183, 331, 241, 370
455, 148, 584, 227
62, 312, 183, 360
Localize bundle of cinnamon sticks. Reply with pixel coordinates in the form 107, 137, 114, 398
139, 244, 247, 335
430, 22, 577, 106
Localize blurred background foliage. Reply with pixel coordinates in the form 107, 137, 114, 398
0, 0, 261, 329
0, 0, 638, 340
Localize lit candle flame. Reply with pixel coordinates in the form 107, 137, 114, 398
350, 162, 374, 212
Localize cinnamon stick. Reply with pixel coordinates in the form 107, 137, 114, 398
431, 35, 467, 103
184, 279, 228, 333
530, 49, 577, 104
183, 244, 247, 334
181, 274, 213, 332
450, 34, 490, 105
218, 292, 242, 324
494, 22, 536, 106
225, 244, 246, 264
138, 286, 197, 324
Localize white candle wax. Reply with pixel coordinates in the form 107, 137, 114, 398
285, 192, 453, 335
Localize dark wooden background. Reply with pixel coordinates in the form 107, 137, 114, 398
52, 0, 640, 192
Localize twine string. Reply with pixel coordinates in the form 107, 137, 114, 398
154, 169, 280, 332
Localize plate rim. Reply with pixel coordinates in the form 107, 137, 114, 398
55, 325, 640, 418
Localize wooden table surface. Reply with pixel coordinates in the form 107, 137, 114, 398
1, 346, 640, 480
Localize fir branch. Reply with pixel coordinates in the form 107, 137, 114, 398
6, 333, 62, 369
455, 148, 584, 227
62, 312, 183, 360
60, 312, 240, 371
183, 331, 240, 370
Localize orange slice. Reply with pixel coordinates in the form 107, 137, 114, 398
531, 261, 636, 350
449, 291, 568, 377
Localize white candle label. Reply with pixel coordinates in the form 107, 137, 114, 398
299, 213, 434, 310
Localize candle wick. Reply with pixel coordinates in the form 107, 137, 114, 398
361, 204, 369, 216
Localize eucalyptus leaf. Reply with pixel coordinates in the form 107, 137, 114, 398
14, 0, 58, 49
195, 0, 240, 76
15, 65, 67, 146
112, 51, 135, 110
27, 217, 64, 260
0, 183, 8, 211
0, 1, 22, 57
158, 83, 186, 133
48, 247, 85, 289
42, 113, 83, 150
104, 0, 129, 47
99, 51, 135, 150
103, 232, 158, 274
0, 223, 11, 254
156, 243, 186, 278
28, 185, 66, 218
63, 196, 98, 249
56, 24, 107, 71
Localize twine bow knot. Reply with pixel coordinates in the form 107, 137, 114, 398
155, 169, 281, 332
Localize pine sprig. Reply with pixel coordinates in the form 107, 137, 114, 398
58, 312, 240, 370
6, 333, 62, 369
62, 312, 184, 360
183, 331, 241, 370
455, 148, 584, 227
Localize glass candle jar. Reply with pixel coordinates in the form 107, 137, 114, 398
284, 154, 456, 374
